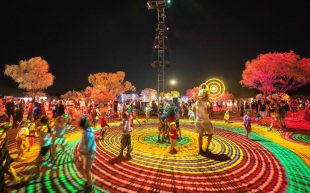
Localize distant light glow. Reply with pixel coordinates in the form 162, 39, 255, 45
170, 79, 176, 85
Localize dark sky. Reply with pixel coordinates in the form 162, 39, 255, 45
1, 0, 309, 97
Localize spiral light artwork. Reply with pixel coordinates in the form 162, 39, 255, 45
205, 78, 225, 100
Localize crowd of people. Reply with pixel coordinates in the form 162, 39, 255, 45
0, 92, 309, 191
0, 98, 95, 191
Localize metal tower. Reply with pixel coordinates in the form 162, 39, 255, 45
147, 0, 171, 97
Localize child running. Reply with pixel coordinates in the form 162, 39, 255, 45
120, 113, 133, 158
99, 113, 110, 139
158, 113, 167, 143
169, 122, 178, 154
166, 107, 176, 143
35, 116, 53, 174
224, 108, 230, 123
243, 111, 252, 138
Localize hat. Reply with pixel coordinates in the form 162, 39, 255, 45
169, 122, 176, 127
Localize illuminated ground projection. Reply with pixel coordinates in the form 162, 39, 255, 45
7, 120, 310, 192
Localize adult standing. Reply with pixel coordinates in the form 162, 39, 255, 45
258, 99, 267, 125
268, 99, 279, 131
79, 99, 86, 114
15, 100, 24, 127
240, 99, 244, 117
194, 83, 214, 155
5, 99, 15, 124
117, 103, 124, 120
32, 102, 42, 121
245, 100, 250, 115
56, 100, 65, 117
279, 100, 289, 131
251, 99, 256, 115
27, 101, 34, 120
50, 99, 58, 118
290, 99, 298, 121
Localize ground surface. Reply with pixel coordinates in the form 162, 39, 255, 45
5, 116, 310, 193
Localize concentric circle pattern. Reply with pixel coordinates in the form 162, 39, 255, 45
281, 132, 310, 146
82, 124, 287, 192
205, 78, 225, 100
141, 134, 191, 147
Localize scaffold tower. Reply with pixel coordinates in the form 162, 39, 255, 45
146, 0, 171, 96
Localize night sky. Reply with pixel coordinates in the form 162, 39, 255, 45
0, 0, 309, 97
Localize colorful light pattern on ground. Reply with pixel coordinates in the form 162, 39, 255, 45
6, 120, 310, 192
281, 132, 310, 146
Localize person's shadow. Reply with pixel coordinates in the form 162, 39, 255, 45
108, 154, 132, 164
201, 151, 230, 162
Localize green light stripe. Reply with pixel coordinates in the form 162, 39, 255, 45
44, 169, 56, 193
61, 143, 82, 190
214, 123, 310, 192
66, 139, 85, 186
58, 155, 76, 192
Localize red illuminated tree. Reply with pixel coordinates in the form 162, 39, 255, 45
219, 92, 233, 101
4, 57, 54, 96
186, 87, 199, 100
240, 51, 310, 95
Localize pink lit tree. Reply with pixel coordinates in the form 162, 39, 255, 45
240, 51, 310, 95
219, 92, 234, 102
186, 87, 199, 100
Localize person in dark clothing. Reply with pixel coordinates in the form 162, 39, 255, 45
251, 99, 256, 114
258, 99, 267, 125
14, 101, 24, 127
33, 102, 42, 121
240, 99, 244, 117
278, 100, 289, 131
5, 99, 15, 123
56, 101, 65, 117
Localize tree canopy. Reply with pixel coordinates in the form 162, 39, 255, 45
141, 88, 157, 102
87, 71, 135, 103
240, 51, 310, 95
4, 57, 54, 96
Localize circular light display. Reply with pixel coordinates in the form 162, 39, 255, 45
6, 122, 310, 192
205, 78, 225, 100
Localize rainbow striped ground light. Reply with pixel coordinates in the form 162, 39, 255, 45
6, 121, 310, 192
